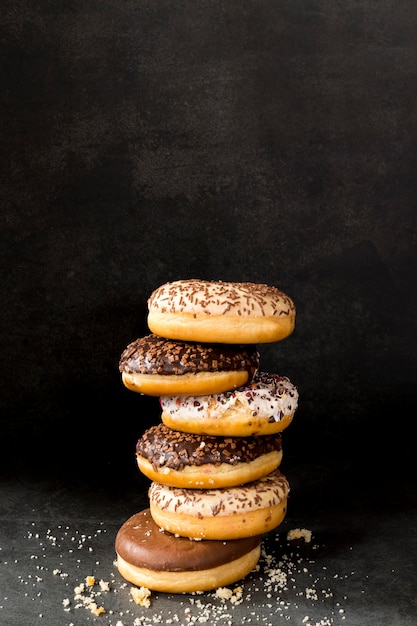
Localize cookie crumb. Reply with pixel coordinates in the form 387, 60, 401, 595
215, 585, 244, 604
287, 528, 312, 543
99, 579, 110, 592
90, 602, 106, 616
130, 585, 152, 607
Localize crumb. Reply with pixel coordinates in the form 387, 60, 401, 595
215, 587, 233, 600
130, 585, 152, 607
287, 528, 312, 543
18, 519, 351, 625
214, 585, 244, 604
99, 579, 110, 592
306, 587, 318, 600
230, 586, 244, 604
89, 602, 106, 616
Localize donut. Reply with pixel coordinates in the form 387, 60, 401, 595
115, 509, 262, 593
160, 372, 298, 437
147, 279, 296, 344
135, 423, 283, 488
148, 469, 289, 540
119, 334, 260, 396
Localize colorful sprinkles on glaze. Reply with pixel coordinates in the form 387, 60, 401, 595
160, 372, 298, 422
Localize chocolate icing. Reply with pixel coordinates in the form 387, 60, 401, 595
119, 334, 260, 377
115, 509, 262, 571
136, 423, 282, 471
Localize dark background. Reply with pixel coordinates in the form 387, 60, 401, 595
1, 0, 416, 484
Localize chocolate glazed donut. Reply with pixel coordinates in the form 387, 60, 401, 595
119, 334, 260, 396
116, 509, 262, 572
135, 423, 283, 488
115, 509, 263, 593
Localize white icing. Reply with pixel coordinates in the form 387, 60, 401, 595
160, 372, 298, 423
148, 279, 295, 317
149, 469, 289, 516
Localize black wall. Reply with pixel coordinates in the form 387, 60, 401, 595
1, 1, 416, 479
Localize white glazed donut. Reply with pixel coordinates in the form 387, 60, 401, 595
147, 279, 296, 344
160, 372, 298, 437
148, 469, 290, 540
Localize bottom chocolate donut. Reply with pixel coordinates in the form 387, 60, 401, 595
115, 509, 262, 593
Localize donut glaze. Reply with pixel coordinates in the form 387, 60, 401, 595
160, 372, 298, 437
119, 334, 260, 396
115, 509, 262, 572
148, 469, 290, 540
137, 423, 282, 472
136, 423, 283, 488
115, 509, 262, 593
147, 279, 296, 344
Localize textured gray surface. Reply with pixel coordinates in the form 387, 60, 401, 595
1, 462, 417, 626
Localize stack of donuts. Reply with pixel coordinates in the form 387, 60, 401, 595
115, 279, 298, 594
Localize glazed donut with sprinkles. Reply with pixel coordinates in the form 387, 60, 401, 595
119, 333, 260, 396
135, 423, 283, 489
148, 468, 290, 540
147, 279, 296, 344
160, 371, 299, 437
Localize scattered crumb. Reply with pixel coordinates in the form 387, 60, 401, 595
4, 520, 356, 625
287, 527, 313, 543
99, 579, 110, 592
215, 586, 243, 604
73, 577, 107, 615
130, 585, 152, 607
90, 602, 106, 616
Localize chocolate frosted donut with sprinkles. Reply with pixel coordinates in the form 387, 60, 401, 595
147, 279, 296, 344
160, 372, 299, 437
135, 423, 283, 488
119, 334, 260, 396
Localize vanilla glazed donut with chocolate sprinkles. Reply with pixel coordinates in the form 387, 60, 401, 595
115, 509, 262, 593
135, 423, 283, 488
119, 334, 260, 396
160, 371, 299, 437
147, 279, 296, 344
148, 468, 290, 540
